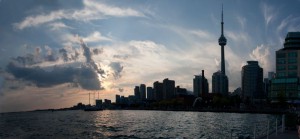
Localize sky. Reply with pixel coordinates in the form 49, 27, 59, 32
0, 0, 300, 113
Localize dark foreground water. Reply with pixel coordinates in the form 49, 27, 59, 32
0, 110, 279, 138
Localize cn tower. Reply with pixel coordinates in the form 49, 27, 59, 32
218, 5, 227, 75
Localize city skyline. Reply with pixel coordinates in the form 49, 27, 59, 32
0, 0, 300, 113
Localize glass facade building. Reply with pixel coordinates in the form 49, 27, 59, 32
270, 32, 300, 102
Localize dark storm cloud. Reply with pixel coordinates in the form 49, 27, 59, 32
6, 63, 101, 90
92, 48, 103, 55
59, 48, 69, 62
79, 38, 105, 77
5, 38, 106, 90
13, 54, 39, 66
109, 62, 123, 79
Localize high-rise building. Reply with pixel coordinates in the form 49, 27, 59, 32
212, 5, 229, 95
193, 70, 208, 97
140, 84, 146, 100
163, 78, 175, 99
147, 87, 154, 100
241, 61, 263, 101
263, 72, 275, 100
116, 94, 121, 104
212, 71, 228, 95
134, 86, 140, 100
153, 81, 163, 101
270, 32, 300, 102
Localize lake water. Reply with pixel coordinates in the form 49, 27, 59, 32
0, 110, 280, 138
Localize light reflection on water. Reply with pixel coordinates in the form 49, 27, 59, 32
0, 110, 279, 138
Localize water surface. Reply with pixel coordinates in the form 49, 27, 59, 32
0, 110, 278, 138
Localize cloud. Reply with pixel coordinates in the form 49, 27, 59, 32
14, 0, 144, 30
59, 48, 69, 62
189, 30, 214, 40
4, 37, 108, 91
226, 31, 249, 44
44, 45, 58, 62
277, 15, 300, 35
83, 32, 112, 43
79, 37, 105, 77
261, 2, 276, 27
14, 10, 66, 30
236, 16, 246, 30
109, 62, 123, 79
49, 22, 73, 30
93, 48, 104, 55
118, 88, 124, 92
249, 44, 273, 75
81, 0, 143, 17
6, 62, 101, 90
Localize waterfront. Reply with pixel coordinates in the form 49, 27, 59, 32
0, 110, 279, 138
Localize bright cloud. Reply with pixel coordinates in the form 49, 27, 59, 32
83, 32, 112, 43
14, 0, 144, 30
249, 44, 273, 76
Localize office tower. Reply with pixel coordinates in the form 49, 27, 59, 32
270, 32, 300, 102
147, 87, 154, 100
212, 71, 228, 95
140, 84, 146, 100
212, 5, 229, 95
134, 86, 140, 100
241, 61, 263, 101
193, 70, 208, 97
153, 81, 163, 101
116, 94, 121, 104
163, 78, 175, 99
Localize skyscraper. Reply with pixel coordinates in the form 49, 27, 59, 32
163, 78, 175, 99
241, 61, 263, 101
212, 5, 229, 95
193, 70, 208, 97
134, 86, 140, 100
147, 86, 154, 100
212, 71, 228, 95
153, 81, 163, 101
270, 32, 300, 102
140, 84, 146, 100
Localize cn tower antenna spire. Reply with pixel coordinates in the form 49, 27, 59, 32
218, 4, 227, 75
221, 4, 224, 36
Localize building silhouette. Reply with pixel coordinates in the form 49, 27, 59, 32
116, 94, 121, 104
212, 5, 229, 95
147, 86, 154, 100
140, 84, 146, 100
153, 81, 163, 101
134, 86, 140, 100
270, 32, 300, 102
241, 61, 263, 102
193, 70, 208, 97
95, 99, 102, 108
212, 71, 228, 95
176, 86, 187, 96
163, 78, 175, 99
